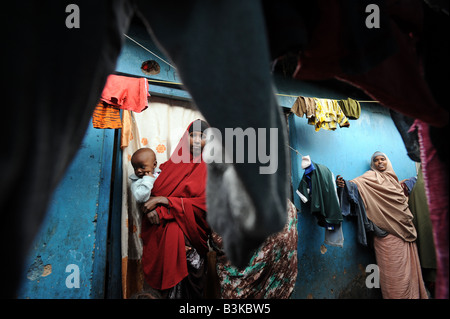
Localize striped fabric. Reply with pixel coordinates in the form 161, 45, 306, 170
374, 234, 428, 299
92, 101, 122, 129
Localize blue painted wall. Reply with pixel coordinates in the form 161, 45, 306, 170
17, 124, 114, 299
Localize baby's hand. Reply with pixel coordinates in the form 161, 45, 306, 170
144, 171, 154, 177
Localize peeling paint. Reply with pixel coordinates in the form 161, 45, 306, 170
320, 244, 327, 254
42, 264, 52, 277
26, 256, 43, 281
26, 256, 52, 280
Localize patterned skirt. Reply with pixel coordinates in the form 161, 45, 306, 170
213, 200, 298, 299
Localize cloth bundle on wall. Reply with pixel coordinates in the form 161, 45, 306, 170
297, 156, 344, 247
92, 74, 150, 129
291, 96, 361, 132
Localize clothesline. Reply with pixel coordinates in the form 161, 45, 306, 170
147, 78, 183, 86
276, 93, 378, 103
287, 144, 303, 157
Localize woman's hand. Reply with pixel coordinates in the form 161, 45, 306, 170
142, 196, 169, 213
141, 196, 169, 225
146, 210, 160, 225
336, 175, 346, 188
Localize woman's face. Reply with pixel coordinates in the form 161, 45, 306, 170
373, 155, 387, 172
189, 131, 206, 154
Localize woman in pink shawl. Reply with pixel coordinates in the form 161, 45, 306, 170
337, 151, 428, 299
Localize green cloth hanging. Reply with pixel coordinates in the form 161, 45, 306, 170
338, 98, 361, 120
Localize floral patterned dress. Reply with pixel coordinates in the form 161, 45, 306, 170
213, 200, 298, 299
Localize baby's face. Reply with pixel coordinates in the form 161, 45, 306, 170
131, 152, 156, 178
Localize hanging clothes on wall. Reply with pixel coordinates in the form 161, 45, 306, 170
93, 74, 150, 129
297, 159, 343, 246
318, 98, 349, 131
92, 101, 122, 129
338, 178, 387, 247
290, 95, 360, 132
308, 98, 350, 132
338, 98, 361, 120
291, 96, 315, 119
101, 74, 150, 113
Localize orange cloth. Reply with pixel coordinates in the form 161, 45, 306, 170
101, 75, 149, 113
120, 110, 132, 149
92, 101, 122, 129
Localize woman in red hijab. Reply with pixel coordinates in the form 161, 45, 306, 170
140, 119, 211, 299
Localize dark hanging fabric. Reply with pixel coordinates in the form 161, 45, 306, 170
2, 0, 134, 298
389, 109, 421, 163
408, 167, 437, 282
136, 0, 289, 269
338, 178, 388, 247
298, 162, 343, 226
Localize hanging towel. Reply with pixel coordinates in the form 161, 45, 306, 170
92, 101, 122, 129
101, 74, 149, 113
120, 110, 132, 149
338, 98, 361, 120
291, 96, 315, 118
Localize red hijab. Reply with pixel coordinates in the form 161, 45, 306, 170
141, 120, 210, 290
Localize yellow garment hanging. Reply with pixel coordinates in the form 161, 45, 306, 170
308, 98, 350, 131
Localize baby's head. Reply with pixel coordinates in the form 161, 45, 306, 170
131, 148, 157, 178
